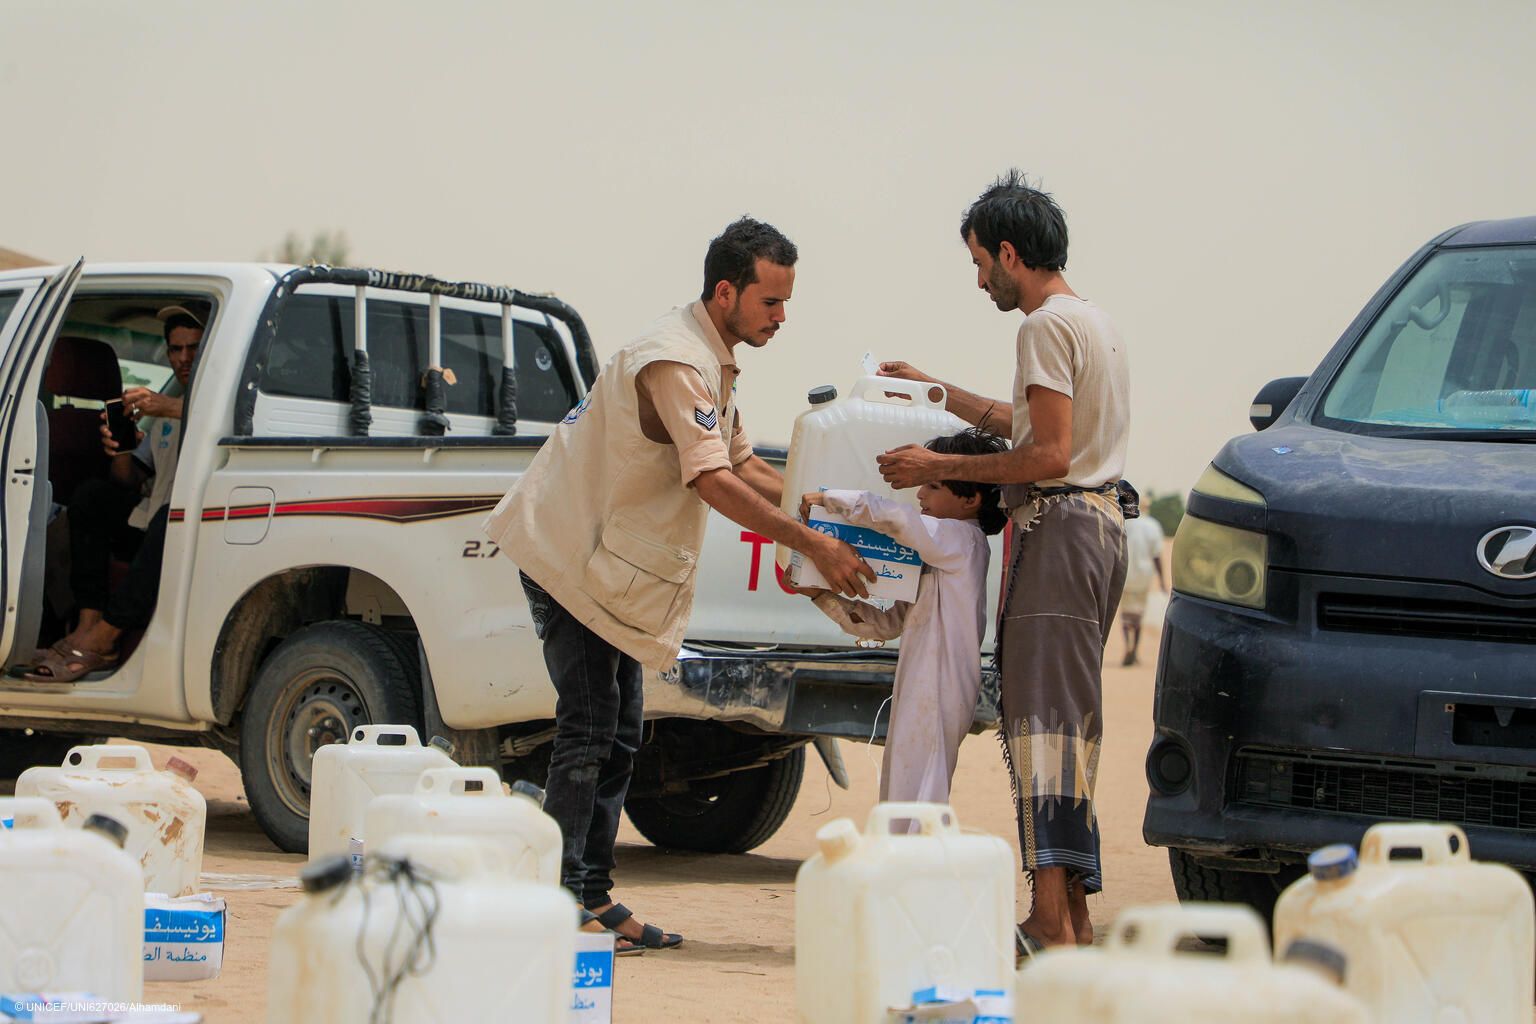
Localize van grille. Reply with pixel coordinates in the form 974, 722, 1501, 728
1317, 593, 1536, 645
1235, 751, 1536, 832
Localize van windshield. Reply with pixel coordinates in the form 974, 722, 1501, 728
1320, 246, 1536, 437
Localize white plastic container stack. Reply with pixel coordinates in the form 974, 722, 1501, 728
776, 375, 965, 573
795, 802, 1013, 1024
0, 797, 144, 1001
364, 767, 561, 883
1014, 903, 1370, 1023
1274, 823, 1535, 1024
267, 834, 577, 1024
307, 724, 455, 861
16, 744, 207, 896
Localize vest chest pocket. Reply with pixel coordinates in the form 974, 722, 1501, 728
583, 515, 698, 635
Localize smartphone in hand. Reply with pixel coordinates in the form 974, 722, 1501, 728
104, 399, 138, 451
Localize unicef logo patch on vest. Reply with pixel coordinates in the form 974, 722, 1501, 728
562, 393, 593, 424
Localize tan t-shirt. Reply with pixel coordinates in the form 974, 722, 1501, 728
1003, 293, 1130, 507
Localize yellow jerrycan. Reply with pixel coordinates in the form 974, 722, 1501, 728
1274, 823, 1535, 1024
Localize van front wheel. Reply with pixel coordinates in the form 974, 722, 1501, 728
624, 746, 804, 854
238, 621, 421, 853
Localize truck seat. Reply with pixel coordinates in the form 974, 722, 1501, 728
43, 336, 123, 505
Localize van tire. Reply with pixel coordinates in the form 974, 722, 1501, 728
1168, 848, 1295, 926
624, 746, 804, 854
239, 620, 422, 853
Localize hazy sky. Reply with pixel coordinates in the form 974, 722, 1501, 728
7, 0, 1534, 493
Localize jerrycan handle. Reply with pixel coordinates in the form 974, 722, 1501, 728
866, 802, 960, 836
850, 376, 948, 410
1109, 904, 1271, 963
415, 766, 503, 797
64, 744, 154, 772
1360, 823, 1469, 866
349, 724, 423, 748
0, 796, 64, 829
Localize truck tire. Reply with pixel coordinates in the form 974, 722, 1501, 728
1168, 848, 1297, 926
624, 746, 804, 854
0, 729, 83, 780
238, 620, 422, 853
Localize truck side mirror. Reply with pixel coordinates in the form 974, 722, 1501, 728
1250, 377, 1308, 431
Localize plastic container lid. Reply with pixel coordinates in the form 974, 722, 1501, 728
302, 854, 356, 894
165, 756, 199, 782
510, 779, 545, 805
807, 385, 837, 406
1282, 938, 1348, 986
428, 735, 457, 758
1308, 843, 1359, 881
82, 813, 129, 849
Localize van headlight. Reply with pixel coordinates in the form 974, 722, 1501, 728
1172, 465, 1268, 609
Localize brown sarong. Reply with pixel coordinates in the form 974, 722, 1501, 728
996, 489, 1126, 893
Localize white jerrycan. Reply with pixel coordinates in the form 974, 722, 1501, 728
776, 375, 965, 572
0, 798, 144, 1001
307, 724, 455, 861
267, 834, 577, 1024
1015, 903, 1370, 1023
16, 743, 207, 896
364, 767, 561, 884
795, 803, 1013, 1024
1274, 823, 1535, 1024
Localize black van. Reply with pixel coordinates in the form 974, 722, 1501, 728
1144, 217, 1536, 917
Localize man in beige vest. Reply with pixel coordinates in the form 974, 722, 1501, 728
485, 218, 874, 952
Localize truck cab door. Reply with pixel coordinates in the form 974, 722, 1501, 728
0, 259, 83, 673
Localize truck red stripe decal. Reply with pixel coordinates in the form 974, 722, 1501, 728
170, 495, 501, 525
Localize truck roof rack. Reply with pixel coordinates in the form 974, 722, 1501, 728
232, 265, 599, 439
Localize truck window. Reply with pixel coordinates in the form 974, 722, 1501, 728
262, 294, 578, 428
1320, 247, 1536, 432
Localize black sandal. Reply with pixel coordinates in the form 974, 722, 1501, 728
591, 902, 683, 950
579, 908, 645, 956
1015, 924, 1046, 964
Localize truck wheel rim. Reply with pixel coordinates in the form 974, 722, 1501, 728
271, 670, 367, 817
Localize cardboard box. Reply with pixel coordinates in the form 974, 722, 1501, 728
143, 894, 224, 982
569, 932, 614, 1024
791, 506, 922, 603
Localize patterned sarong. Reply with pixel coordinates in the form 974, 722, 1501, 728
995, 490, 1126, 893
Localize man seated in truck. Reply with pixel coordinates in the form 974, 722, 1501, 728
27, 304, 204, 682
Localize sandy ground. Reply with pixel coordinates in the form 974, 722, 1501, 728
19, 626, 1173, 1022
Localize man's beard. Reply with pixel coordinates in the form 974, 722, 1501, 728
987, 263, 1020, 311
723, 302, 761, 345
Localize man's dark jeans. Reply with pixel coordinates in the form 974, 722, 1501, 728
520, 571, 644, 908
66, 479, 169, 632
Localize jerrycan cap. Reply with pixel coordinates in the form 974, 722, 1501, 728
302, 854, 356, 894
82, 813, 129, 849
510, 779, 545, 806
807, 385, 837, 406
815, 818, 860, 862
428, 735, 456, 759
1308, 844, 1358, 881
1282, 938, 1348, 986
165, 756, 199, 782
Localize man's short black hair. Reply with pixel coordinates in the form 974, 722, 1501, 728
701, 217, 798, 302
924, 428, 1010, 536
163, 314, 203, 341
960, 169, 1068, 272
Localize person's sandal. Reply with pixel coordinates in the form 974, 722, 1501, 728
1015, 924, 1046, 965
22, 645, 119, 683
591, 902, 683, 950
579, 908, 645, 957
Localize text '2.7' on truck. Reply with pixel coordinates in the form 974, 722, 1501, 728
0, 261, 1002, 854
1145, 218, 1536, 919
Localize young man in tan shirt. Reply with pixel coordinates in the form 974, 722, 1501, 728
487, 218, 873, 953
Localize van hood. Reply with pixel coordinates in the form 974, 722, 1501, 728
1213, 425, 1536, 594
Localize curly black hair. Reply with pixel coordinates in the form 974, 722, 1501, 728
923, 428, 1010, 535
700, 217, 798, 301
959, 168, 1068, 272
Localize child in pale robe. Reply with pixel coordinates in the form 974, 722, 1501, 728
798, 428, 1008, 806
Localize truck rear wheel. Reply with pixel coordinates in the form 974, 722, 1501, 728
1168, 848, 1299, 926
238, 620, 422, 853
624, 745, 804, 854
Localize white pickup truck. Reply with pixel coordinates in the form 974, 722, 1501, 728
0, 261, 1001, 853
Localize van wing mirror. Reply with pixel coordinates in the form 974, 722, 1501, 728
1249, 377, 1308, 431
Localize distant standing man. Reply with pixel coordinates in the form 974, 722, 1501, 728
484, 218, 875, 954
1119, 513, 1166, 666
877, 171, 1130, 954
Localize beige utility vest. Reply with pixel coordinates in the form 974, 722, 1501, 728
483, 304, 736, 670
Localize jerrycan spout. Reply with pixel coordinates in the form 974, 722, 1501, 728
815, 818, 860, 863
